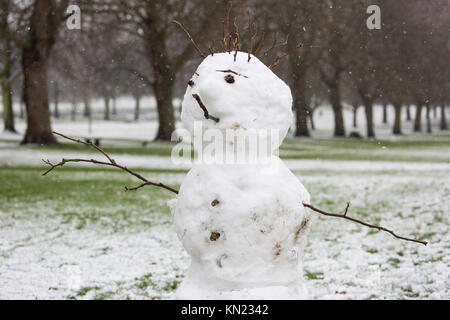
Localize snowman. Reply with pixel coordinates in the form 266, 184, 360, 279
171, 51, 312, 299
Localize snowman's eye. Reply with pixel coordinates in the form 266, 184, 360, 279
224, 74, 235, 83
188, 79, 194, 86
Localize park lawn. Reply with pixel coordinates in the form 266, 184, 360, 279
0, 161, 448, 299
1, 131, 450, 163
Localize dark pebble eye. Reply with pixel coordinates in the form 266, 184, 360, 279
224, 74, 235, 83
188, 79, 194, 86
211, 199, 220, 207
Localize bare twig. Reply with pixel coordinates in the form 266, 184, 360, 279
222, 1, 233, 52
216, 69, 248, 78
259, 33, 289, 58
172, 20, 206, 59
125, 181, 179, 194
192, 94, 220, 123
233, 17, 240, 61
269, 42, 318, 70
43, 132, 179, 194
254, 32, 265, 56
303, 203, 427, 245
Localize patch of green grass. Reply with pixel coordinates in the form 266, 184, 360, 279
421, 232, 437, 239
365, 248, 379, 254
402, 286, 420, 298
93, 291, 116, 300
135, 273, 156, 291
76, 286, 102, 297
3, 133, 449, 163
280, 137, 450, 162
387, 258, 401, 268
161, 280, 181, 292
304, 269, 324, 280
0, 167, 180, 230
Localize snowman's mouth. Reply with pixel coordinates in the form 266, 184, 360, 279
192, 94, 220, 123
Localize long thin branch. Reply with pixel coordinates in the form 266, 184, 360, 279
303, 203, 427, 245
172, 20, 206, 59
42, 132, 179, 194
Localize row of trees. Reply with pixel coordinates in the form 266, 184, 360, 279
0, 0, 448, 144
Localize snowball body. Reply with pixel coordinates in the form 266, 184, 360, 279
172, 157, 311, 299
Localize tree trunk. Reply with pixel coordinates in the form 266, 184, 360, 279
309, 107, 315, 130
425, 104, 432, 133
393, 102, 402, 135
53, 81, 59, 118
104, 97, 110, 120
112, 97, 117, 115
352, 104, 358, 128
293, 99, 310, 137
83, 87, 91, 118
153, 74, 175, 140
405, 104, 411, 121
1, 39, 16, 133
21, 0, 64, 144
290, 57, 310, 137
382, 104, 388, 124
363, 99, 375, 138
413, 103, 423, 132
329, 83, 345, 137
146, 19, 176, 141
71, 99, 76, 121
134, 95, 141, 121
440, 105, 447, 130
433, 106, 437, 118
21, 45, 55, 144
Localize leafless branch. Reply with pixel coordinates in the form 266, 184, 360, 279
259, 33, 289, 58
192, 94, 220, 123
172, 20, 206, 59
42, 132, 179, 195
303, 203, 427, 245
254, 32, 265, 56
268, 42, 318, 69
221, 1, 233, 52
216, 69, 248, 78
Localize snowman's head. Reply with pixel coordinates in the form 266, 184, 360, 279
181, 51, 293, 147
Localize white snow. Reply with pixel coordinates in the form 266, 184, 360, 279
0, 166, 448, 299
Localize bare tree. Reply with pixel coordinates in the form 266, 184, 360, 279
0, 0, 17, 133
317, 2, 360, 137
1, 1, 70, 144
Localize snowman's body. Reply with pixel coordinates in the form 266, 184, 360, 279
171, 52, 311, 299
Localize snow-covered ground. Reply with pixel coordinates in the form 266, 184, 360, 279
0, 106, 449, 299
0, 165, 448, 300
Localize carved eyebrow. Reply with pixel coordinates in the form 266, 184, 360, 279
216, 69, 248, 78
